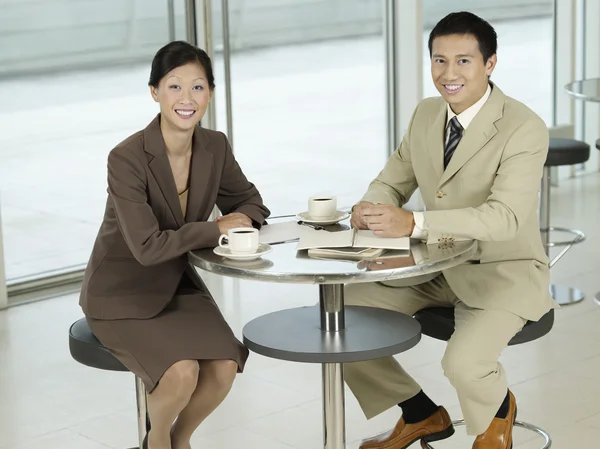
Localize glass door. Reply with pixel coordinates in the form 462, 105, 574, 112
209, 0, 390, 217
0, 0, 181, 294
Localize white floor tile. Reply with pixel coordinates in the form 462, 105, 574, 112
71, 410, 139, 449
517, 423, 600, 448
510, 370, 600, 431
194, 426, 297, 449
578, 412, 600, 430
0, 429, 114, 449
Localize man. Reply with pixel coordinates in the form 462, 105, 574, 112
344, 11, 557, 449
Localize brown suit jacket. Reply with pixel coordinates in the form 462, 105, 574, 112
80, 115, 270, 320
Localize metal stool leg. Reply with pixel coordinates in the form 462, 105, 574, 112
421, 419, 552, 449
540, 166, 585, 306
135, 376, 149, 449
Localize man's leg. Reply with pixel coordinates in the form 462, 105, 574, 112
344, 275, 454, 419
441, 303, 526, 439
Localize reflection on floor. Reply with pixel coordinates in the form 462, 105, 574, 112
0, 171, 599, 448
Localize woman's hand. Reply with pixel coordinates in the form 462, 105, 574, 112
216, 212, 253, 234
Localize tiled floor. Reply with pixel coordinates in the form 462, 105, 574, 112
0, 171, 599, 448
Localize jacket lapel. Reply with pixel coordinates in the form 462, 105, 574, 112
143, 115, 185, 227
185, 126, 214, 222
426, 105, 447, 183
437, 84, 504, 188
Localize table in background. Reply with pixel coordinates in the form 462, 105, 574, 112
565, 78, 600, 102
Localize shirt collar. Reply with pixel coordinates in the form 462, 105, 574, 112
446, 83, 492, 130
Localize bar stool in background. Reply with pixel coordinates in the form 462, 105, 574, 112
564, 79, 600, 305
540, 138, 589, 305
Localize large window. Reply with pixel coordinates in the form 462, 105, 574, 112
0, 0, 389, 282
0, 1, 176, 280
210, 0, 388, 218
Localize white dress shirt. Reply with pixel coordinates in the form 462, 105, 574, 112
411, 84, 492, 240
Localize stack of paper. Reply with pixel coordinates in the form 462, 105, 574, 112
297, 228, 410, 260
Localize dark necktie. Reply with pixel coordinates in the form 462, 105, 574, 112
444, 116, 463, 168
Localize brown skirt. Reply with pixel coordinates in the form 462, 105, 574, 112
86, 276, 248, 393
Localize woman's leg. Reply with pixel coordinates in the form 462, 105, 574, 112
147, 360, 199, 449
170, 359, 238, 449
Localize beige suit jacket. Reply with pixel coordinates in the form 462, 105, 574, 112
362, 84, 557, 321
80, 115, 270, 320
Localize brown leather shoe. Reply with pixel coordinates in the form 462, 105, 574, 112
472, 391, 517, 449
359, 406, 454, 449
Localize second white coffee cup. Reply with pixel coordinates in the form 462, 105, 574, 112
308, 196, 337, 219
218, 227, 259, 254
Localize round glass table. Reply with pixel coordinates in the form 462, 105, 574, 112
189, 239, 477, 449
565, 78, 600, 102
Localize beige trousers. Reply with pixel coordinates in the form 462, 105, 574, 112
343, 274, 526, 436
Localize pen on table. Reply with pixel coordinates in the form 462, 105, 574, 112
265, 239, 300, 246
297, 221, 324, 231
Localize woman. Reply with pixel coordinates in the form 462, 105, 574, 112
80, 41, 270, 449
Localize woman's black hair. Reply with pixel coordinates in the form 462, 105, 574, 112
148, 41, 215, 89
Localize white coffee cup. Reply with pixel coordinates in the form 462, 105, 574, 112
308, 196, 337, 219
218, 227, 259, 254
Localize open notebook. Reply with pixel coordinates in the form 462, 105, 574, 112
297, 227, 410, 260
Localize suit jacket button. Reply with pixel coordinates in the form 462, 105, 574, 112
436, 190, 444, 198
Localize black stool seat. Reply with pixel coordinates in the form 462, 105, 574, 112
414, 308, 554, 345
545, 138, 589, 166
69, 318, 127, 371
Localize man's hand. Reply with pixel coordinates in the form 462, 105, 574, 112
216, 212, 253, 234
361, 204, 415, 237
350, 201, 375, 229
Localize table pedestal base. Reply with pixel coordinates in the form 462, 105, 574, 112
243, 284, 421, 449
323, 363, 345, 449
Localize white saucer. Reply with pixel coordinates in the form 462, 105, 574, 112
295, 210, 350, 225
213, 243, 272, 261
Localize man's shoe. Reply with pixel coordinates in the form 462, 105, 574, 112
359, 406, 454, 449
472, 391, 517, 449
